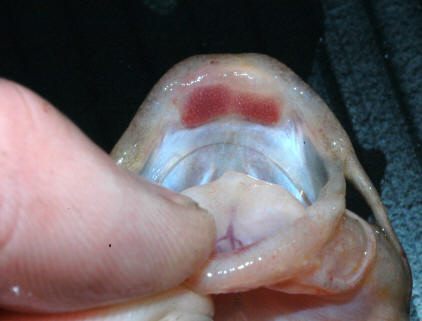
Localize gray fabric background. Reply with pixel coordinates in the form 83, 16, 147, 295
309, 1, 422, 319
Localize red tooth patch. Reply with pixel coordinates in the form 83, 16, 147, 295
181, 84, 281, 127
233, 93, 281, 125
181, 84, 230, 127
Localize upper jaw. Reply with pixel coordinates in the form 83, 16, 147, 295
111, 54, 344, 203
111, 53, 343, 173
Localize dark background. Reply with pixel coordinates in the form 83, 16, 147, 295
0, 0, 421, 319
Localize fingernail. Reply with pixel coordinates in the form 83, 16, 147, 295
168, 193, 200, 208
131, 172, 200, 208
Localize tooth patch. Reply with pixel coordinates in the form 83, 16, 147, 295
181, 84, 281, 127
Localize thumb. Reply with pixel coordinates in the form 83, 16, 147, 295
0, 79, 215, 313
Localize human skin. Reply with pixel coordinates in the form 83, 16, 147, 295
0, 78, 215, 319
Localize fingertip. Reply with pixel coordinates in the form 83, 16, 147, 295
0, 287, 214, 320
168, 195, 217, 271
0, 78, 55, 126
123, 180, 217, 294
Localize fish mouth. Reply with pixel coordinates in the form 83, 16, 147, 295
139, 118, 328, 206
111, 53, 350, 293
111, 52, 409, 295
112, 53, 334, 206
131, 106, 348, 296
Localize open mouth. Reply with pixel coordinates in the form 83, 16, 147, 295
115, 54, 332, 206
111, 54, 411, 320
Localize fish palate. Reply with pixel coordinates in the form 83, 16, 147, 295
111, 54, 411, 321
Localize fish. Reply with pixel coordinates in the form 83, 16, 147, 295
111, 53, 411, 320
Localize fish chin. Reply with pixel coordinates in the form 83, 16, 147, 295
111, 54, 411, 321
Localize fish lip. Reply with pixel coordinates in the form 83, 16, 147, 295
184, 164, 346, 295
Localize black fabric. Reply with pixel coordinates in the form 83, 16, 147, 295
0, 0, 323, 151
0, 1, 421, 319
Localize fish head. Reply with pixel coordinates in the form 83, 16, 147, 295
111, 54, 411, 321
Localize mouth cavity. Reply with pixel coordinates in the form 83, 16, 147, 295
135, 75, 340, 294
111, 55, 352, 295
140, 117, 328, 207
134, 62, 339, 291
138, 61, 329, 206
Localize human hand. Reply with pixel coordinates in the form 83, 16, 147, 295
0, 79, 215, 320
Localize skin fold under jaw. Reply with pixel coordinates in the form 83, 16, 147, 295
107, 53, 412, 321
109, 54, 412, 321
